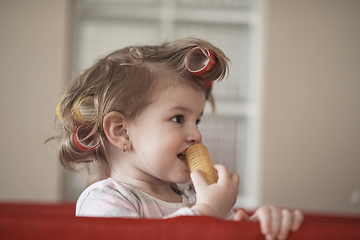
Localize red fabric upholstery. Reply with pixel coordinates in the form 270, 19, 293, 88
1, 203, 360, 240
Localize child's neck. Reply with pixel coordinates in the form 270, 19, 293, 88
110, 171, 182, 203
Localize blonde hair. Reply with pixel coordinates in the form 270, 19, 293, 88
50, 37, 229, 177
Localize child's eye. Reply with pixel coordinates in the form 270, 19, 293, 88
196, 119, 201, 127
171, 115, 184, 124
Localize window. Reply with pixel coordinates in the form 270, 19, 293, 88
65, 0, 264, 208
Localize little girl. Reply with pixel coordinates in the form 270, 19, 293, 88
53, 38, 303, 240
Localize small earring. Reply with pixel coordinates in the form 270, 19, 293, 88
123, 145, 127, 152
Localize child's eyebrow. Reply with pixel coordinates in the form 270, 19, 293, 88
171, 106, 190, 112
170, 106, 204, 116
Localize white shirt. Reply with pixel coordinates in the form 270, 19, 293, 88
76, 178, 200, 218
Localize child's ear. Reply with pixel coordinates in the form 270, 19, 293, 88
103, 111, 130, 150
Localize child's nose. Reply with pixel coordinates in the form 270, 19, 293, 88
186, 125, 202, 144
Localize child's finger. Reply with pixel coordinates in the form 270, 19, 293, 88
190, 170, 208, 189
233, 208, 250, 221
249, 207, 271, 235
269, 206, 281, 239
277, 209, 293, 240
230, 172, 240, 185
213, 164, 230, 183
291, 210, 304, 231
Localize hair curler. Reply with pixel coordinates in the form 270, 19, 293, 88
56, 101, 62, 120
185, 47, 216, 77
73, 125, 100, 151
73, 97, 97, 123
186, 144, 218, 184
185, 47, 217, 90
55, 97, 96, 123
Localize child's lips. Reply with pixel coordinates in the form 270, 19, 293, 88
177, 152, 188, 166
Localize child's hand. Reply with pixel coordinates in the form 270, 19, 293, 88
191, 164, 239, 219
234, 206, 304, 240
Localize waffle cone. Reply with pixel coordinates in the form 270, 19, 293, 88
186, 144, 218, 184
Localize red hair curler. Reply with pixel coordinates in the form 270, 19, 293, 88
73, 125, 100, 151
185, 47, 217, 77
185, 47, 216, 89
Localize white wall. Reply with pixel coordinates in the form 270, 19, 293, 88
0, 0, 70, 202
262, 0, 360, 215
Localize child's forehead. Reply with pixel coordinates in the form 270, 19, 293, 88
153, 81, 205, 102
153, 69, 205, 94
144, 83, 206, 116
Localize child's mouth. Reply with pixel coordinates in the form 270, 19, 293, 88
177, 152, 188, 166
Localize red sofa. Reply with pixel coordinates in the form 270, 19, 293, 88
1, 203, 360, 240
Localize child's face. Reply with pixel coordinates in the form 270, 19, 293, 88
126, 83, 206, 184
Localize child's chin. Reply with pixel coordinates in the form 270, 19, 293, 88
176, 175, 191, 184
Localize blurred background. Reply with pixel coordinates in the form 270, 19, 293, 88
1, 0, 359, 216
